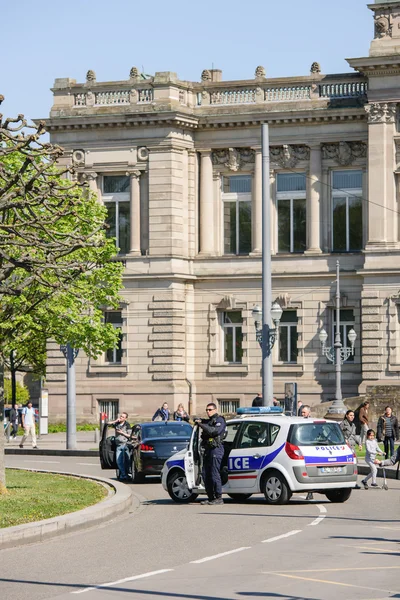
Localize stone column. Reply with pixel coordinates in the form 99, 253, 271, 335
84, 172, 98, 195
270, 169, 277, 256
305, 144, 322, 254
129, 170, 141, 256
199, 150, 214, 255
251, 148, 262, 254
365, 102, 398, 249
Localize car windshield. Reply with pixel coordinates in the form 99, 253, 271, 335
289, 422, 345, 446
141, 423, 192, 440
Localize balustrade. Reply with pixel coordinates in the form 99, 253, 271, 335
95, 91, 130, 105
138, 89, 153, 103
319, 82, 367, 98
210, 88, 257, 105
265, 86, 311, 102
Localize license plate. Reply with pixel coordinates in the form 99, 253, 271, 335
320, 466, 343, 474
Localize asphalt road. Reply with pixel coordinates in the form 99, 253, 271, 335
2, 455, 399, 600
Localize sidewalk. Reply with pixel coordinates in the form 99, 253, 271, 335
4, 430, 99, 456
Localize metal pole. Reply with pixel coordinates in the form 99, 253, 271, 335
335, 260, 342, 403
325, 260, 347, 419
66, 343, 77, 450
261, 124, 273, 407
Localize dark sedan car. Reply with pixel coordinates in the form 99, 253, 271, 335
100, 420, 192, 483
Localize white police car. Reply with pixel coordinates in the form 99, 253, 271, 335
161, 407, 358, 504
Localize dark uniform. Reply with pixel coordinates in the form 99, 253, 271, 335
198, 413, 227, 503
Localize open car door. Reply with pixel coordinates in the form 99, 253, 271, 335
184, 424, 199, 489
99, 423, 117, 470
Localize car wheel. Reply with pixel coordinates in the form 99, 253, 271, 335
325, 488, 352, 503
167, 471, 198, 503
131, 461, 145, 484
262, 471, 291, 505
227, 493, 252, 501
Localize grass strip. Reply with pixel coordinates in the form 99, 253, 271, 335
0, 469, 108, 529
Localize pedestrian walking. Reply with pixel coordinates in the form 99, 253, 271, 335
109, 412, 132, 481
340, 409, 362, 489
340, 410, 362, 452
361, 429, 385, 489
19, 401, 37, 449
358, 401, 370, 446
9, 405, 19, 440
152, 402, 170, 421
173, 403, 189, 421
252, 393, 262, 407
195, 403, 226, 505
297, 400, 303, 416
377, 406, 399, 460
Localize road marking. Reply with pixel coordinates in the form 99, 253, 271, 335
71, 569, 174, 594
264, 566, 400, 574
309, 517, 325, 526
77, 463, 98, 466
269, 573, 394, 593
261, 530, 302, 543
317, 504, 327, 513
190, 547, 251, 564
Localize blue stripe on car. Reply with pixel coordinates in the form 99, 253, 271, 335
167, 459, 185, 469
259, 443, 286, 469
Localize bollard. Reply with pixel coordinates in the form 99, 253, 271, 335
94, 428, 100, 444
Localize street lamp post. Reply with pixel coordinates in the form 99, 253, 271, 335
60, 343, 79, 450
319, 260, 357, 419
251, 124, 283, 407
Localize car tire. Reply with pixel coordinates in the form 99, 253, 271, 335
131, 461, 145, 484
325, 488, 352, 503
262, 470, 292, 505
227, 493, 252, 501
167, 471, 198, 504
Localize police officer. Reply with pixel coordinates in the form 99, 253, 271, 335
195, 403, 227, 505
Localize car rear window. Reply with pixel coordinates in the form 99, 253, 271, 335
142, 423, 192, 439
288, 422, 345, 446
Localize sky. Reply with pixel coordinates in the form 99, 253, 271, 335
2, 0, 373, 122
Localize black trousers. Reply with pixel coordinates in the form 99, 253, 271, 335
202, 446, 224, 500
384, 436, 395, 459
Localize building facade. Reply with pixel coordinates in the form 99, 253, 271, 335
43, 0, 400, 421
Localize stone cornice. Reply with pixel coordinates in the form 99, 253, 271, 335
347, 55, 400, 76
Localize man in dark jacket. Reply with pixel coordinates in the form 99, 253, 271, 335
377, 406, 399, 459
9, 405, 19, 440
252, 393, 262, 407
152, 402, 170, 421
195, 403, 226, 505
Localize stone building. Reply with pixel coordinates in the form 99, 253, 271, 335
43, 0, 400, 421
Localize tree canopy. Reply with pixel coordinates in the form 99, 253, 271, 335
0, 98, 124, 492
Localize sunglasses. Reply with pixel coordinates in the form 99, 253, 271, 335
206, 408, 214, 412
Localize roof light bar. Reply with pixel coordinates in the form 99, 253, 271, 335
237, 407, 284, 415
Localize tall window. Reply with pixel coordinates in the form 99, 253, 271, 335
222, 175, 252, 255
104, 311, 123, 364
279, 311, 298, 363
222, 311, 243, 363
277, 173, 306, 253
332, 171, 362, 252
332, 309, 354, 362
103, 175, 130, 254
98, 400, 119, 421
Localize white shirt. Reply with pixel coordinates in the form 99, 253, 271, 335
22, 407, 35, 427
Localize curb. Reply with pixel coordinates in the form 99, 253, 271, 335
5, 448, 99, 457
358, 464, 399, 480
0, 469, 133, 550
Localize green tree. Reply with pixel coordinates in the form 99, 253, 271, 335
0, 99, 124, 493
3, 378, 29, 404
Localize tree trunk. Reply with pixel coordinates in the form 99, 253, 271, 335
10, 350, 16, 407
0, 356, 8, 493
